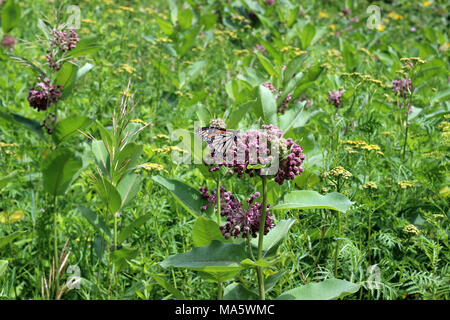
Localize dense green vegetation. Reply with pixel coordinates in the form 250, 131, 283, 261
0, 0, 448, 300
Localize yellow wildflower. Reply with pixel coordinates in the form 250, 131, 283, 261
403, 224, 420, 235
318, 11, 328, 18
329, 24, 336, 31
323, 166, 352, 180
363, 182, 378, 190
130, 119, 148, 126
154, 134, 169, 140
423, 1, 432, 7
377, 24, 386, 32
397, 181, 414, 189
121, 64, 136, 74
81, 19, 96, 24
0, 142, 18, 148
119, 6, 135, 12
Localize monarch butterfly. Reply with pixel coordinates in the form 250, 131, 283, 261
195, 127, 238, 157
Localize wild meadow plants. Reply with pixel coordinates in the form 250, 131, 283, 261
0, 0, 449, 301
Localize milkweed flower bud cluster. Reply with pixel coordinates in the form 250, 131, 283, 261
327, 89, 345, 108
46, 28, 79, 70
200, 187, 274, 239
1, 34, 16, 50
392, 78, 413, 99
27, 75, 63, 111
206, 125, 305, 185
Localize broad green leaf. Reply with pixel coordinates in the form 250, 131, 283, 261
92, 140, 109, 174
149, 273, 186, 300
0, 110, 46, 141
2, 0, 21, 33
199, 13, 217, 30
284, 54, 308, 84
273, 190, 354, 213
111, 142, 142, 185
117, 173, 142, 209
111, 247, 138, 271
256, 51, 276, 78
227, 101, 253, 129
160, 240, 248, 273
178, 7, 193, 30
78, 205, 112, 239
92, 175, 122, 215
192, 216, 231, 247
0, 230, 26, 249
298, 23, 315, 49
195, 103, 211, 126
223, 283, 258, 300
264, 270, 287, 293
154, 15, 174, 35
152, 175, 212, 218
67, 36, 101, 58
278, 72, 304, 104
259, 85, 278, 126
0, 209, 24, 224
277, 278, 360, 300
75, 63, 94, 80
53, 115, 93, 144
93, 234, 107, 260
278, 101, 306, 133
251, 218, 296, 257
55, 62, 78, 99
0, 260, 8, 276
41, 147, 82, 196
179, 60, 206, 88
117, 213, 151, 244
240, 258, 274, 268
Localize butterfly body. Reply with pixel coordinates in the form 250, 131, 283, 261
195, 127, 238, 157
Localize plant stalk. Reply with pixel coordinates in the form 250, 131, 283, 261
256, 176, 267, 300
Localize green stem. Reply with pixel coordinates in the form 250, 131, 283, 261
217, 278, 223, 300
216, 177, 221, 225
114, 214, 118, 250
53, 195, 58, 264
256, 176, 267, 300
334, 211, 341, 277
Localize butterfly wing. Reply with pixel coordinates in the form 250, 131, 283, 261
195, 127, 237, 157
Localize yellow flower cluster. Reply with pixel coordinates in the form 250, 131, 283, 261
139, 163, 167, 173
397, 181, 414, 189
155, 38, 172, 43
81, 19, 96, 24
280, 46, 306, 56
423, 1, 432, 7
403, 224, 420, 235
341, 72, 387, 88
327, 49, 342, 57
341, 140, 384, 156
174, 91, 193, 99
213, 29, 238, 39
152, 146, 187, 155
130, 119, 148, 126
387, 11, 403, 20
119, 6, 135, 13
0, 142, 18, 148
233, 49, 250, 55
363, 182, 378, 189
318, 11, 328, 18
323, 166, 353, 180
121, 64, 136, 74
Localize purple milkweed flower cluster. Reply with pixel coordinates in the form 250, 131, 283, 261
205, 124, 305, 185
341, 8, 352, 16
200, 187, 274, 239
262, 82, 293, 114
253, 43, 267, 55
50, 28, 79, 53
264, 0, 275, 6
274, 138, 305, 185
392, 78, 413, 99
327, 89, 345, 108
27, 75, 63, 111
46, 28, 79, 70
1, 34, 16, 50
